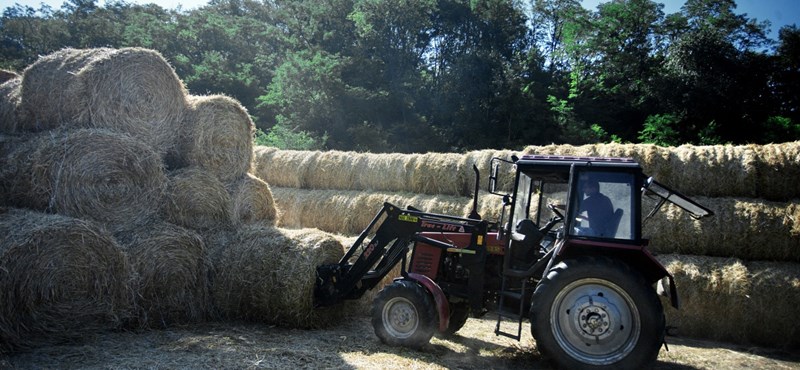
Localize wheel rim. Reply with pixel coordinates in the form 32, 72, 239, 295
549, 278, 640, 365
382, 296, 419, 339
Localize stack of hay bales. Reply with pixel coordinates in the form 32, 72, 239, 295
0, 48, 344, 352
255, 142, 800, 349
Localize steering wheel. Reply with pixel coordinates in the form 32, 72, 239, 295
547, 203, 564, 220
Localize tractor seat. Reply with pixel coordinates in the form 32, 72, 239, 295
603, 208, 624, 238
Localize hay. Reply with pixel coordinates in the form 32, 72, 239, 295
644, 197, 800, 262
754, 142, 800, 201
21, 48, 186, 151
161, 167, 231, 231
252, 149, 322, 188
226, 173, 278, 227
524, 142, 800, 201
305, 150, 359, 190
658, 254, 800, 349
0, 209, 135, 352
114, 221, 211, 328
271, 187, 504, 235
353, 152, 418, 192
0, 69, 17, 84
0, 77, 28, 133
209, 225, 346, 327
0, 129, 166, 231
170, 94, 254, 182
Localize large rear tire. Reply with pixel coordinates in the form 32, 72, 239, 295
372, 279, 437, 348
530, 256, 665, 370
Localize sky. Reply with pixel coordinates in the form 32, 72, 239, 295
1, 0, 797, 39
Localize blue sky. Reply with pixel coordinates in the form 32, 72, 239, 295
581, 0, 798, 40
2, 0, 797, 39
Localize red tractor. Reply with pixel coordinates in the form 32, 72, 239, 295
314, 154, 713, 369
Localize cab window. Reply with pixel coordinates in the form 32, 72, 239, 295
569, 170, 635, 240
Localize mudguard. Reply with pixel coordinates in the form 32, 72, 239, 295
406, 272, 450, 332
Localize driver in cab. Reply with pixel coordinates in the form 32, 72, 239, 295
553, 177, 614, 237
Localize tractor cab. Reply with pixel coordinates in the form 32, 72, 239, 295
491, 154, 712, 263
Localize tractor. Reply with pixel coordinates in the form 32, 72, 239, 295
314, 154, 713, 369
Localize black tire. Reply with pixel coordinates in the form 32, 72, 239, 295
530, 256, 665, 370
371, 279, 437, 348
438, 302, 470, 337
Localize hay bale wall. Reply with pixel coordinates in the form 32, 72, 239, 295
254, 142, 800, 201
1, 47, 289, 353
0, 209, 135, 352
657, 254, 800, 349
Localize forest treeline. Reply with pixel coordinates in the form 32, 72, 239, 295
1, 0, 798, 152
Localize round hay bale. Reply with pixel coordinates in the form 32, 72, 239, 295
226, 173, 278, 226
754, 141, 800, 201
21, 47, 186, 151
1, 129, 166, 231
252, 149, 321, 188
19, 48, 105, 131
411, 152, 466, 195
305, 150, 358, 190
644, 197, 800, 262
270, 186, 502, 236
173, 95, 254, 182
0, 209, 135, 352
210, 225, 346, 327
115, 221, 211, 328
352, 152, 416, 193
658, 254, 800, 349
161, 168, 231, 231
0, 77, 29, 134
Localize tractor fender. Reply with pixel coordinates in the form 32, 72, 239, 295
557, 239, 680, 309
405, 272, 450, 332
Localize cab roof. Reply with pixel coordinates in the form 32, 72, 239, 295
516, 154, 641, 170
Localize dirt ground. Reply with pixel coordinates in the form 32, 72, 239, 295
2, 313, 798, 370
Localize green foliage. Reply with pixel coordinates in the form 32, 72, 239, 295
0, 0, 796, 151
253, 124, 326, 150
639, 114, 682, 146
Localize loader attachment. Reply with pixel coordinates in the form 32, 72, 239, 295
314, 202, 491, 308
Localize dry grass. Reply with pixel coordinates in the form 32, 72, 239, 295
0, 208, 135, 353
161, 167, 231, 231
21, 48, 186, 152
657, 254, 800, 349
114, 221, 211, 328
523, 142, 800, 201
0, 128, 166, 232
171, 95, 254, 182
208, 225, 353, 328
0, 77, 26, 133
2, 315, 798, 369
644, 196, 800, 262
271, 187, 504, 235
226, 173, 278, 227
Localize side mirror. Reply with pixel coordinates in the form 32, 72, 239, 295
489, 162, 499, 193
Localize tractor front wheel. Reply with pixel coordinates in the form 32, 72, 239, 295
530, 256, 665, 370
372, 279, 437, 348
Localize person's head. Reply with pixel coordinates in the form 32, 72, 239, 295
582, 179, 600, 195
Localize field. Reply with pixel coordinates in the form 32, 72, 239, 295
3, 314, 799, 369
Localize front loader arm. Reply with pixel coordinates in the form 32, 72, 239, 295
314, 202, 489, 307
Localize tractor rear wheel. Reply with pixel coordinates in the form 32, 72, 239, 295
372, 279, 437, 348
530, 256, 664, 370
